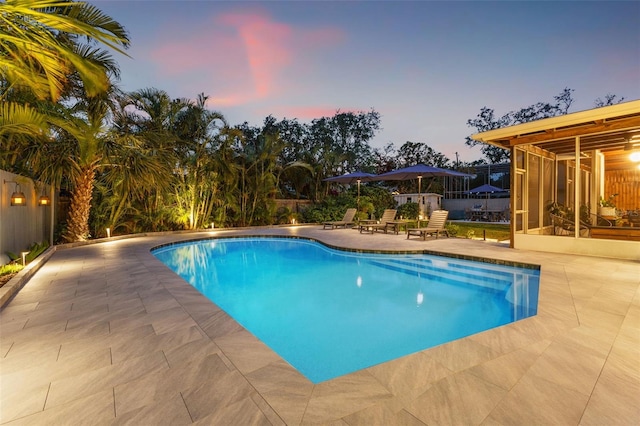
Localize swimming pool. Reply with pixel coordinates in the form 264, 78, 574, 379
153, 237, 539, 383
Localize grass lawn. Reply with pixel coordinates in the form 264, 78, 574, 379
449, 221, 510, 241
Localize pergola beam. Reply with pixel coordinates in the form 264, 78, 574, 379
506, 116, 640, 148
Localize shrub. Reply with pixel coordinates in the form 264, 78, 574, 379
6, 241, 50, 265
1, 263, 23, 277
445, 223, 459, 237
397, 202, 419, 220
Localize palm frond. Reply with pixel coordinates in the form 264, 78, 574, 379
0, 102, 48, 136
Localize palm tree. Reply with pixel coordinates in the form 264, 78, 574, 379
172, 93, 227, 229
1, 0, 130, 241
90, 91, 175, 235
0, 0, 129, 102
114, 88, 186, 231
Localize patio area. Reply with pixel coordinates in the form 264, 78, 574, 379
1, 225, 638, 425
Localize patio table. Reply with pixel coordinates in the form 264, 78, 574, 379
385, 220, 413, 235
357, 219, 378, 233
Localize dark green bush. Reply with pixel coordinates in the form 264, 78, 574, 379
397, 202, 419, 219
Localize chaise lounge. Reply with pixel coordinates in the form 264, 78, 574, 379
359, 209, 397, 234
406, 210, 449, 240
323, 208, 357, 229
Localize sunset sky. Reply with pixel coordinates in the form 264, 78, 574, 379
94, 1, 640, 162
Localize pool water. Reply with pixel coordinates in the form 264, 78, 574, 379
153, 237, 539, 383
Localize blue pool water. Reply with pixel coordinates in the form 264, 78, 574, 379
153, 237, 539, 383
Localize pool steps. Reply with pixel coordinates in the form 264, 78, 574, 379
367, 258, 538, 315
367, 258, 514, 293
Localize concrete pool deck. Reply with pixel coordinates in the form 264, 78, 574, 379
1, 225, 638, 425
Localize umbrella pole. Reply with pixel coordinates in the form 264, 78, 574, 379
357, 179, 361, 219
418, 176, 422, 227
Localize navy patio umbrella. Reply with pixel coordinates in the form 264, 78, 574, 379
376, 164, 472, 181
465, 183, 509, 195
324, 171, 378, 213
465, 184, 509, 209
374, 164, 472, 219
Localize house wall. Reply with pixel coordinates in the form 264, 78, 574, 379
605, 169, 640, 211
514, 234, 640, 261
0, 171, 53, 265
393, 193, 442, 217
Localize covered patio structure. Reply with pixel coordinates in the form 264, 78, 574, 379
471, 100, 640, 261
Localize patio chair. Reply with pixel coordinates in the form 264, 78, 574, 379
323, 208, 357, 229
406, 210, 449, 240
359, 209, 397, 234
550, 213, 593, 237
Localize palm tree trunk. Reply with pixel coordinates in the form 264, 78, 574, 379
64, 166, 96, 242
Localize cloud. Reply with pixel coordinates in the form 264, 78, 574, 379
218, 12, 292, 98
147, 7, 345, 109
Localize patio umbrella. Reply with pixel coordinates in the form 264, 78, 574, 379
324, 171, 377, 213
374, 164, 472, 220
465, 183, 509, 210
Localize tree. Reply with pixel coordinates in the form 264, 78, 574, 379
172, 93, 227, 229
396, 141, 450, 168
465, 88, 576, 164
0, 0, 129, 143
233, 120, 285, 226
306, 110, 381, 201
594, 93, 625, 107
91, 91, 176, 235
0, 0, 129, 102
1, 0, 130, 241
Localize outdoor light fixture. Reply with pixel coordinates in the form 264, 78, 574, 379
621, 136, 640, 161
38, 194, 51, 206
4, 180, 26, 206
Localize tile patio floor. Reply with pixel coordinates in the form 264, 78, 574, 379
1, 226, 639, 425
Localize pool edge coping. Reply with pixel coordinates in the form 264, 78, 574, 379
150, 233, 541, 271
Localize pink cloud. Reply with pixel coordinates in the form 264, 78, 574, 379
146, 8, 345, 109
219, 12, 292, 98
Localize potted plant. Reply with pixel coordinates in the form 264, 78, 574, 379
599, 194, 618, 217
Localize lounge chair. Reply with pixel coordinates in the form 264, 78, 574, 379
550, 213, 611, 237
323, 208, 357, 229
406, 210, 449, 240
359, 209, 397, 234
